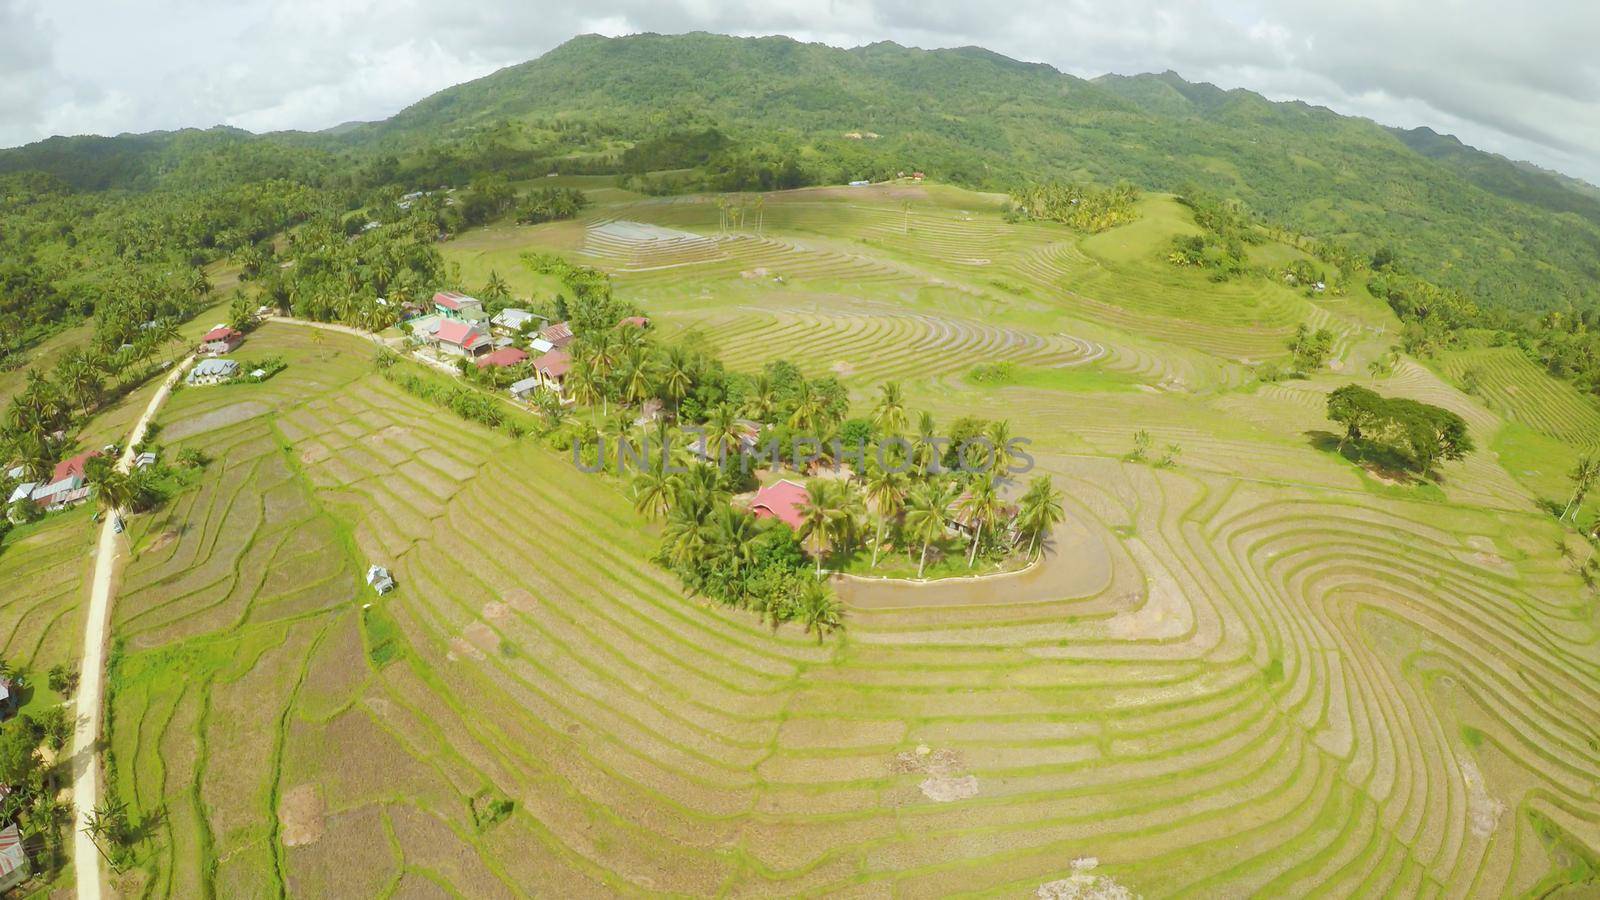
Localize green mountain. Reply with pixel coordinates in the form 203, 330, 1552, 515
4, 31, 1599, 315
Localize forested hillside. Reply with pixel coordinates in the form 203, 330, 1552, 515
4, 31, 1600, 351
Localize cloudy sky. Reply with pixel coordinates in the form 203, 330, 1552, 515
4, 0, 1598, 182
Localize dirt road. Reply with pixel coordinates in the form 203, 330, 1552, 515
72, 355, 193, 900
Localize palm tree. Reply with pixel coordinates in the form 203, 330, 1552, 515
92, 468, 135, 526
904, 481, 956, 578
744, 373, 776, 422
632, 463, 676, 521
985, 419, 1014, 476
796, 480, 843, 574
616, 349, 652, 408
957, 475, 1003, 567
481, 270, 511, 303
793, 579, 842, 643
1016, 475, 1066, 560
1562, 455, 1599, 522
710, 506, 761, 582
789, 380, 824, 431
871, 381, 907, 436
567, 364, 604, 425
912, 411, 939, 476
863, 466, 906, 568
659, 346, 695, 413
704, 404, 742, 464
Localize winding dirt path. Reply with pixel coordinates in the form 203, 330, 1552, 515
72, 355, 193, 900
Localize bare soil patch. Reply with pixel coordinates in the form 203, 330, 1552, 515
892, 745, 980, 802
279, 783, 326, 847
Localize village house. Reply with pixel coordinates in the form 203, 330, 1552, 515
433, 291, 485, 321
476, 346, 529, 369
0, 823, 27, 893
431, 320, 493, 359
366, 565, 395, 594
490, 308, 547, 335
748, 479, 808, 530
619, 315, 650, 329
187, 358, 239, 385
19, 449, 102, 512
539, 321, 575, 349
509, 376, 544, 402
531, 349, 572, 399
200, 325, 243, 356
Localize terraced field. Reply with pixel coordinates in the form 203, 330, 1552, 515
1440, 347, 1600, 450
0, 182, 1590, 896
0, 506, 92, 678
69, 309, 1597, 896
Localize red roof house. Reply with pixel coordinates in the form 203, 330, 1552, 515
532, 349, 572, 379
749, 479, 808, 530
433, 319, 492, 356
200, 326, 242, 355
476, 346, 529, 369
53, 450, 101, 482
432, 291, 483, 318
540, 321, 575, 348
619, 316, 650, 329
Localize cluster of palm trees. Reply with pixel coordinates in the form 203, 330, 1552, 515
565, 325, 702, 421
629, 378, 1068, 586
640, 462, 843, 642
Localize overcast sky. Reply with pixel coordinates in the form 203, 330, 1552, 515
4, 0, 1598, 182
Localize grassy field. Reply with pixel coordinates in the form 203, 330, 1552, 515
3, 183, 1598, 895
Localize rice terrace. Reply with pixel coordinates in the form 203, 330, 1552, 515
2, 22, 1600, 900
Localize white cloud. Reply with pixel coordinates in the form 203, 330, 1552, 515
2, 0, 1597, 182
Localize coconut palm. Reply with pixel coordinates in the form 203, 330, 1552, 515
481, 270, 511, 303
630, 461, 675, 523
793, 579, 842, 643
871, 381, 907, 436
912, 411, 939, 476
985, 419, 1015, 476
904, 481, 957, 578
956, 475, 1004, 566
744, 372, 776, 422
796, 480, 844, 574
1562, 455, 1599, 522
703, 404, 743, 464
659, 346, 695, 413
789, 380, 824, 431
1016, 475, 1066, 560
863, 465, 906, 567
566, 363, 604, 424
620, 348, 656, 407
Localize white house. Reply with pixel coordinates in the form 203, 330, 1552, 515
367, 565, 396, 594
490, 308, 547, 335
187, 358, 239, 385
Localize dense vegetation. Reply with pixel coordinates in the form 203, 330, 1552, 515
1326, 384, 1475, 474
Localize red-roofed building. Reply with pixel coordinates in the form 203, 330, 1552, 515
619, 316, 650, 329
432, 291, 484, 320
200, 326, 242, 356
431, 319, 492, 358
531, 349, 572, 398
749, 479, 808, 530
53, 450, 101, 483
476, 346, 529, 369
540, 321, 575, 349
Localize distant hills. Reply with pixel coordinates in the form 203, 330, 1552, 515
4, 31, 1598, 313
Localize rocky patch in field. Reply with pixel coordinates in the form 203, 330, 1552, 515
1037, 858, 1136, 899
892, 745, 979, 802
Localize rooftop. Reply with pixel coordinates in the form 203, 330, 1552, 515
750, 479, 808, 530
